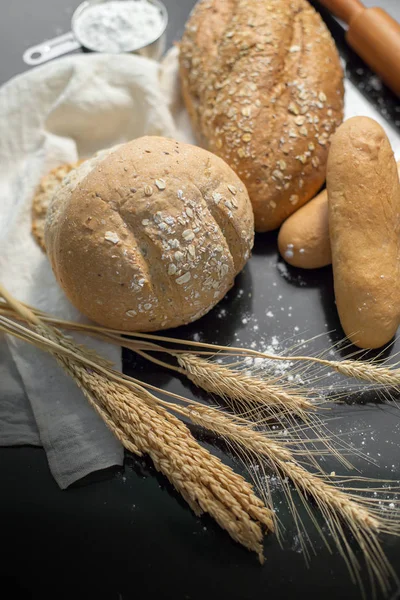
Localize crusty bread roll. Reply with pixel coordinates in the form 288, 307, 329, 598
32, 161, 84, 252
327, 117, 400, 349
179, 0, 344, 232
45, 136, 254, 331
278, 161, 400, 269
278, 188, 330, 269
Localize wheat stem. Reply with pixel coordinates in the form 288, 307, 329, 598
1, 286, 400, 592
3, 299, 400, 393
173, 402, 396, 594
0, 289, 274, 560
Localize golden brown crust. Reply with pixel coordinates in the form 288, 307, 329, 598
45, 136, 254, 332
327, 117, 400, 349
278, 188, 330, 269
31, 161, 83, 251
278, 160, 400, 270
179, 0, 344, 232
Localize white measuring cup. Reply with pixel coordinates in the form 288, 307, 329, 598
23, 0, 168, 66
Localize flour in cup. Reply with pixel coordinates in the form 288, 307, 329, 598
75, 1, 165, 53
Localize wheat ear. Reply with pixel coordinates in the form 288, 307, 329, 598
3, 300, 400, 394
0, 286, 274, 561
172, 403, 399, 595
1, 289, 400, 592
176, 353, 315, 416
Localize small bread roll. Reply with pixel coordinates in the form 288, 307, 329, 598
327, 116, 400, 349
32, 161, 84, 252
277, 188, 330, 269
278, 161, 400, 269
45, 136, 254, 332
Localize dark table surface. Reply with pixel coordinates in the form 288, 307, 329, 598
1, 2, 400, 599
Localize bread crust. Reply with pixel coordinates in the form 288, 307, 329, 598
45, 136, 254, 331
327, 117, 400, 349
278, 187, 330, 269
179, 0, 344, 232
278, 161, 400, 270
32, 161, 83, 251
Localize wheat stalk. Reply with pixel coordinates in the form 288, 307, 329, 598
32, 316, 399, 592
176, 353, 315, 415
328, 359, 400, 389
135, 350, 361, 472
66, 359, 274, 558
1, 288, 400, 594
0, 288, 273, 561
2, 299, 400, 395
175, 403, 399, 595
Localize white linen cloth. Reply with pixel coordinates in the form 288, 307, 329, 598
0, 47, 398, 489
0, 53, 178, 488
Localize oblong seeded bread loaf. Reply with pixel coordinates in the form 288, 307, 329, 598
45, 136, 254, 331
179, 0, 344, 232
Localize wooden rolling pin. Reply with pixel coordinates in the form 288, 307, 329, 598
318, 0, 400, 96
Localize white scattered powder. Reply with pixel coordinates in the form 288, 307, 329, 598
277, 262, 288, 275
75, 0, 165, 53
266, 310, 274, 318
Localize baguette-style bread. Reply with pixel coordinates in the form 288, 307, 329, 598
179, 0, 344, 232
45, 136, 254, 331
327, 117, 400, 349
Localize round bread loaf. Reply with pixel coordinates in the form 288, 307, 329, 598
45, 136, 254, 331
179, 0, 344, 232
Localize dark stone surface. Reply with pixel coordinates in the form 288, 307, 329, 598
1, 2, 400, 599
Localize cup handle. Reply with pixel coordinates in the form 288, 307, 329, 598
23, 32, 82, 66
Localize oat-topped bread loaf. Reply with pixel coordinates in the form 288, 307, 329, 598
45, 136, 254, 331
179, 0, 344, 232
